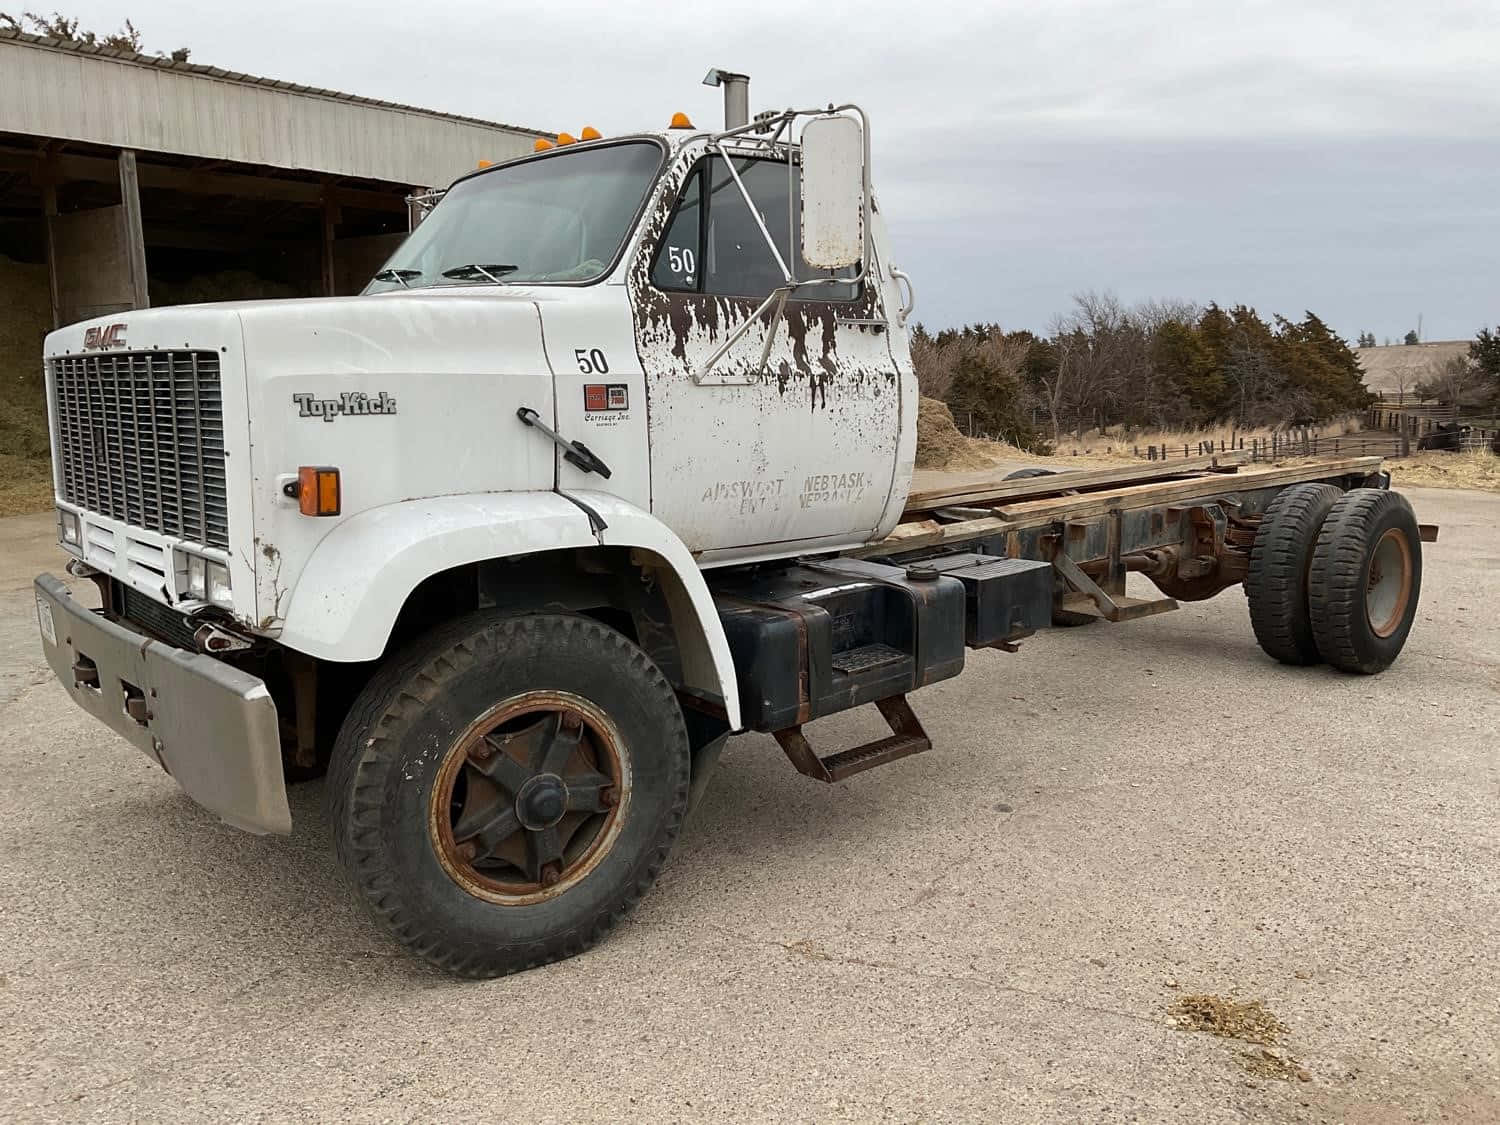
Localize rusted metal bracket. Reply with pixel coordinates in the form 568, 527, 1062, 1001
1051, 550, 1178, 623
774, 695, 930, 783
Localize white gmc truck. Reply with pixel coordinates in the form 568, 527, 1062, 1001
34, 84, 1426, 977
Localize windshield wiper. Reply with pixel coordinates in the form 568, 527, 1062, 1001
372, 268, 420, 288
442, 263, 519, 284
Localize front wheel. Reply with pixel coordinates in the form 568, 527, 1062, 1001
327, 612, 690, 977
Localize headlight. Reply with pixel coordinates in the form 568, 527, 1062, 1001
57, 508, 80, 548
206, 561, 232, 608
185, 555, 207, 599
182, 555, 232, 608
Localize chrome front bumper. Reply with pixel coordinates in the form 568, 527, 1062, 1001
33, 574, 291, 834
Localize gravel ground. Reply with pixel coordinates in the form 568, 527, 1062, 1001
0, 485, 1496, 1124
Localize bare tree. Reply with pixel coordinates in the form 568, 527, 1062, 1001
910, 332, 951, 400
1416, 354, 1477, 407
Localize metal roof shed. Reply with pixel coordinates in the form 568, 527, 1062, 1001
0, 29, 547, 323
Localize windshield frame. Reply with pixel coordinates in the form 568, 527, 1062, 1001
369, 136, 670, 293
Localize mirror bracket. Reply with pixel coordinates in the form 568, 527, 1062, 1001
691, 104, 874, 384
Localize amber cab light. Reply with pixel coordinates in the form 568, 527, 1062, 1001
533, 138, 555, 152
580, 126, 602, 140
298, 466, 341, 516
669, 111, 694, 129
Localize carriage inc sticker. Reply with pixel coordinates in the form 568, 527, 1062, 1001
583, 384, 629, 411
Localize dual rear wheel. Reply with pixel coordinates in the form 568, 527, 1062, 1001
1245, 485, 1421, 674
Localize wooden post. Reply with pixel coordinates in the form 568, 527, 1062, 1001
320, 194, 339, 297
41, 177, 63, 329
117, 149, 149, 309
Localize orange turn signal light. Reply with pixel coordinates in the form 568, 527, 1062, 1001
533, 138, 555, 151
669, 111, 693, 129
557, 132, 577, 146
580, 125, 601, 141
297, 466, 341, 517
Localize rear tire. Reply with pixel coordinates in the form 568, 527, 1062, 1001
327, 611, 690, 978
1308, 489, 1421, 674
1245, 482, 1343, 665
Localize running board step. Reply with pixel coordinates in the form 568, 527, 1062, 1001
773, 695, 931, 783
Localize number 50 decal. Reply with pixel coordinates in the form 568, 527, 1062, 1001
574, 348, 609, 375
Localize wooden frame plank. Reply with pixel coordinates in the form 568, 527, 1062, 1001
904, 451, 1249, 513
857, 456, 1385, 559
990, 457, 1383, 523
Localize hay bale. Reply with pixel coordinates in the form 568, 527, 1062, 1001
917, 396, 971, 469
0, 255, 54, 461
915, 396, 1019, 470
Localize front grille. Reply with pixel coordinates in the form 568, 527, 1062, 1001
119, 584, 200, 651
51, 350, 229, 549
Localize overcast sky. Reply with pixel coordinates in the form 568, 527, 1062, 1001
64, 0, 1500, 341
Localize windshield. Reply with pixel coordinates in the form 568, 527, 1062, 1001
364, 141, 663, 292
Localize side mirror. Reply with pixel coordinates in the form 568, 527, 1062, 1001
800, 114, 865, 269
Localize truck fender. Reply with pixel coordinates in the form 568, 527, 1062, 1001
275, 490, 742, 731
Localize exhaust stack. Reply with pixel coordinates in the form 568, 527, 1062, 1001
703, 68, 750, 130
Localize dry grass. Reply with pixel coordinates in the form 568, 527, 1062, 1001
1388, 449, 1500, 493
0, 453, 53, 517
1169, 994, 1313, 1084
1170, 994, 1287, 1045
1239, 1047, 1312, 1083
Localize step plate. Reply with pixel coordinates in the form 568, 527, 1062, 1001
821, 734, 930, 782
830, 642, 908, 676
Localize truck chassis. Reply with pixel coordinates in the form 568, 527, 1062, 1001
698, 454, 1429, 785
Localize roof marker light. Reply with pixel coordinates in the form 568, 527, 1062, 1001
533, 138, 555, 151
476, 159, 493, 168
669, 112, 694, 129
580, 126, 602, 141
557, 132, 577, 146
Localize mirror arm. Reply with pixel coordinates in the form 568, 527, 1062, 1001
693, 285, 796, 384
756, 288, 792, 373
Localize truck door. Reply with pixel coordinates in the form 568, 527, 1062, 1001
630, 151, 901, 559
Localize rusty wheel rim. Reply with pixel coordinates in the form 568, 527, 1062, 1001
429, 691, 630, 906
1366, 528, 1413, 639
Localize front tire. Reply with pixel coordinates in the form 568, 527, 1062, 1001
328, 612, 690, 978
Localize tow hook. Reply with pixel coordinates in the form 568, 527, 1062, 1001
193, 622, 254, 654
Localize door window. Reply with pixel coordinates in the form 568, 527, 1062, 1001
650, 156, 857, 301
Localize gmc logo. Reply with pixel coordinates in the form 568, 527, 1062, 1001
83, 324, 127, 350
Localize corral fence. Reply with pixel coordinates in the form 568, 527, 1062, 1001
1135, 432, 1410, 463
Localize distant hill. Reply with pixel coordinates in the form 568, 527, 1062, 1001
1355, 341, 1470, 399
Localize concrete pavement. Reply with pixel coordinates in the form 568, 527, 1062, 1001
0, 486, 1496, 1123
